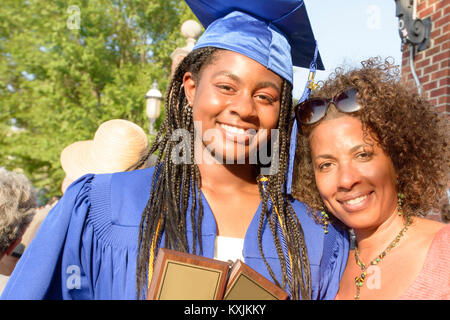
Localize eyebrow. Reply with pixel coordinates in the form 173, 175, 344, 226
314, 153, 334, 161
255, 81, 281, 95
212, 71, 281, 94
350, 144, 366, 153
314, 144, 367, 161
213, 71, 241, 83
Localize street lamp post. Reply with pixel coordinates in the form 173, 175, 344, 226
145, 80, 162, 135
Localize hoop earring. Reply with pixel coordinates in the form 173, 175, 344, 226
397, 192, 405, 216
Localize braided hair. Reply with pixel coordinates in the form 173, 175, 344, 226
136, 47, 311, 300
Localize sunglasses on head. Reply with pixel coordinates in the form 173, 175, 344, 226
295, 87, 361, 125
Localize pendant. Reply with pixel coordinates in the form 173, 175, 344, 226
355, 272, 365, 287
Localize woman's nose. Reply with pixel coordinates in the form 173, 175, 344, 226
228, 94, 258, 121
337, 163, 361, 191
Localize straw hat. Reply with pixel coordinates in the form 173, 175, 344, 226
60, 119, 149, 181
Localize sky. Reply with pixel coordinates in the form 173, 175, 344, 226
293, 0, 403, 99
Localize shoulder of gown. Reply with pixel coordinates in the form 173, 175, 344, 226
288, 198, 350, 300
1, 167, 157, 300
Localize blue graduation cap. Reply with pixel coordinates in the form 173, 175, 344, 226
185, 0, 324, 84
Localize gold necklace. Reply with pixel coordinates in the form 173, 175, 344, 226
353, 216, 412, 300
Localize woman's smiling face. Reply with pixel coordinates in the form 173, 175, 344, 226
183, 50, 282, 164
309, 115, 398, 229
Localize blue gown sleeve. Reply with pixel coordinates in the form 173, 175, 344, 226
318, 222, 350, 300
1, 174, 96, 299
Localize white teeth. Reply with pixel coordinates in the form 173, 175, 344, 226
344, 195, 367, 205
220, 123, 249, 135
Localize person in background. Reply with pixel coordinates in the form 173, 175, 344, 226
59, 118, 150, 184
24, 118, 149, 247
292, 57, 449, 300
0, 119, 149, 276
0, 168, 37, 294
1, 0, 349, 300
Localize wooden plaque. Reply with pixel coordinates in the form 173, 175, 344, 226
147, 248, 230, 300
223, 260, 289, 300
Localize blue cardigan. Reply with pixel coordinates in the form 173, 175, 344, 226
1, 167, 349, 299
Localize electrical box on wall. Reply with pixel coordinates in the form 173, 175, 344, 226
395, 0, 431, 52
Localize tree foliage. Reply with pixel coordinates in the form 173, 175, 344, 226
0, 0, 198, 202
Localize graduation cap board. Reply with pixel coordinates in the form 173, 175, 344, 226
185, 0, 324, 84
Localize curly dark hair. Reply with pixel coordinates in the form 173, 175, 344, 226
0, 168, 37, 253
292, 57, 449, 221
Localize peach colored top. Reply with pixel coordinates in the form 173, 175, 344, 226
399, 224, 450, 300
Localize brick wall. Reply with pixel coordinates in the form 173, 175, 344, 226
400, 0, 449, 114
400, 0, 449, 222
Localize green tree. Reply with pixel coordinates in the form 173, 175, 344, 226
0, 0, 198, 202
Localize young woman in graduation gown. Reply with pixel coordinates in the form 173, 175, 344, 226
1, 0, 349, 300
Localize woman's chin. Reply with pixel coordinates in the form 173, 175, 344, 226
333, 211, 378, 231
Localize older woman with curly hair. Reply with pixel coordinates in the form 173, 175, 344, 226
292, 57, 449, 300
0, 168, 36, 258
0, 168, 37, 294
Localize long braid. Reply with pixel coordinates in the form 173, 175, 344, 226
256, 80, 312, 300
136, 47, 219, 299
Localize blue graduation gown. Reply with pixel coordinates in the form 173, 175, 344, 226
1, 167, 349, 300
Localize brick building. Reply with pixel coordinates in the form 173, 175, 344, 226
400, 0, 449, 114
399, 0, 449, 222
